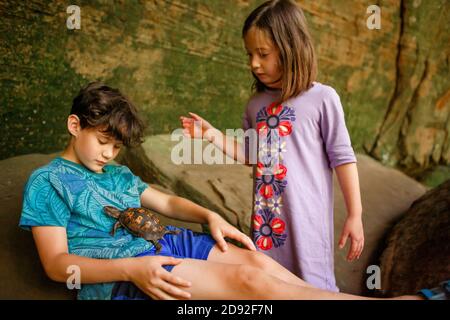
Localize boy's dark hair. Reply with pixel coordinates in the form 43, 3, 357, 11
242, 0, 317, 103
70, 82, 146, 147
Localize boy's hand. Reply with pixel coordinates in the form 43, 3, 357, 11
207, 213, 256, 252
180, 112, 216, 141
128, 255, 192, 300
338, 215, 364, 261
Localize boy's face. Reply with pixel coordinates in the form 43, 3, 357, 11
73, 126, 123, 173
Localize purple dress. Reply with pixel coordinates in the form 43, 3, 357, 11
242, 82, 356, 291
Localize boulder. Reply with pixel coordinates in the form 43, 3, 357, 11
0, 152, 74, 299
0, 141, 430, 298
0, 152, 201, 299
378, 179, 450, 297
333, 155, 427, 295
118, 134, 428, 295
116, 135, 254, 235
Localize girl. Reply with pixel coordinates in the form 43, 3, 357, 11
180, 0, 364, 292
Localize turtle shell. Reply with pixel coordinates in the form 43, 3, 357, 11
119, 207, 166, 242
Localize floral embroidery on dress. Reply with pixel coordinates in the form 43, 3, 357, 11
253, 208, 287, 250
256, 102, 296, 142
253, 195, 266, 212
268, 196, 283, 215
252, 102, 295, 251
255, 161, 287, 199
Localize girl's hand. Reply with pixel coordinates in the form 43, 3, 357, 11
127, 255, 192, 300
338, 215, 364, 261
180, 112, 216, 141
207, 213, 256, 252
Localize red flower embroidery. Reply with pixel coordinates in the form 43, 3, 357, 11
253, 209, 287, 250
255, 162, 287, 199
256, 102, 296, 138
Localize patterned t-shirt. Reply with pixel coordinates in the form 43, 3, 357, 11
19, 157, 151, 299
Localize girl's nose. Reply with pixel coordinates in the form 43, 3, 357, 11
250, 57, 261, 70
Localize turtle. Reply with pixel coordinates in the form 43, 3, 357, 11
103, 206, 181, 253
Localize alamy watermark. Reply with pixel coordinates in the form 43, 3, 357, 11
66, 5, 81, 30
366, 5, 381, 30
366, 265, 381, 290
171, 125, 285, 167
66, 265, 81, 290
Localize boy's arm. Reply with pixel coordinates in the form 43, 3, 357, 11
140, 187, 255, 251
32, 226, 129, 283
140, 187, 214, 224
334, 162, 364, 261
32, 226, 191, 299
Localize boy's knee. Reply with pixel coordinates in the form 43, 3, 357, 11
234, 264, 266, 296
246, 251, 273, 272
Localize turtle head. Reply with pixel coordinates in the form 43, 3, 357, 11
103, 206, 122, 219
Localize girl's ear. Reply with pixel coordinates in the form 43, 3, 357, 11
67, 114, 81, 137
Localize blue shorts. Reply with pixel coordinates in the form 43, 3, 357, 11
111, 226, 216, 300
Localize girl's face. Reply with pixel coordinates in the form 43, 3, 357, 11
244, 27, 282, 89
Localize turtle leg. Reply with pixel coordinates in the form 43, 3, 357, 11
110, 221, 121, 236
152, 241, 162, 254
166, 229, 182, 235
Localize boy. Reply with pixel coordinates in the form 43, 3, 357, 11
19, 82, 426, 300
19, 82, 300, 300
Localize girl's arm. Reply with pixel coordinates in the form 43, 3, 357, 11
334, 162, 364, 261
335, 162, 362, 218
32, 226, 191, 299
140, 187, 255, 252
180, 112, 250, 166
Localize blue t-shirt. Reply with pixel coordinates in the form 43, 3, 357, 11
19, 156, 152, 299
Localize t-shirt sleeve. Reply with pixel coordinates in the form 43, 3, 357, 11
134, 173, 149, 195
19, 171, 71, 231
320, 87, 357, 169
121, 166, 149, 195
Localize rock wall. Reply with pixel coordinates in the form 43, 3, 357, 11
1, 0, 449, 179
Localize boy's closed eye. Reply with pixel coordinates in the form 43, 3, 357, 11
97, 137, 123, 149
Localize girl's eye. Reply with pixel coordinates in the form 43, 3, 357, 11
114, 145, 122, 149
98, 139, 107, 145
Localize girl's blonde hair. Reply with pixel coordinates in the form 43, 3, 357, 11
243, 0, 317, 102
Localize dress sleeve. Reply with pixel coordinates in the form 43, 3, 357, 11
320, 87, 357, 169
242, 109, 251, 131
19, 171, 71, 231
242, 106, 254, 164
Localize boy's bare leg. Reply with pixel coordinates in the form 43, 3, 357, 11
204, 245, 423, 300
207, 244, 314, 288
171, 259, 423, 300
170, 258, 372, 300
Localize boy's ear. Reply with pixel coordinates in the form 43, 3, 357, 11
67, 114, 81, 137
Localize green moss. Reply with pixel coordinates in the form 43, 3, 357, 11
0, 1, 87, 159
419, 166, 450, 188
1, 0, 448, 186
